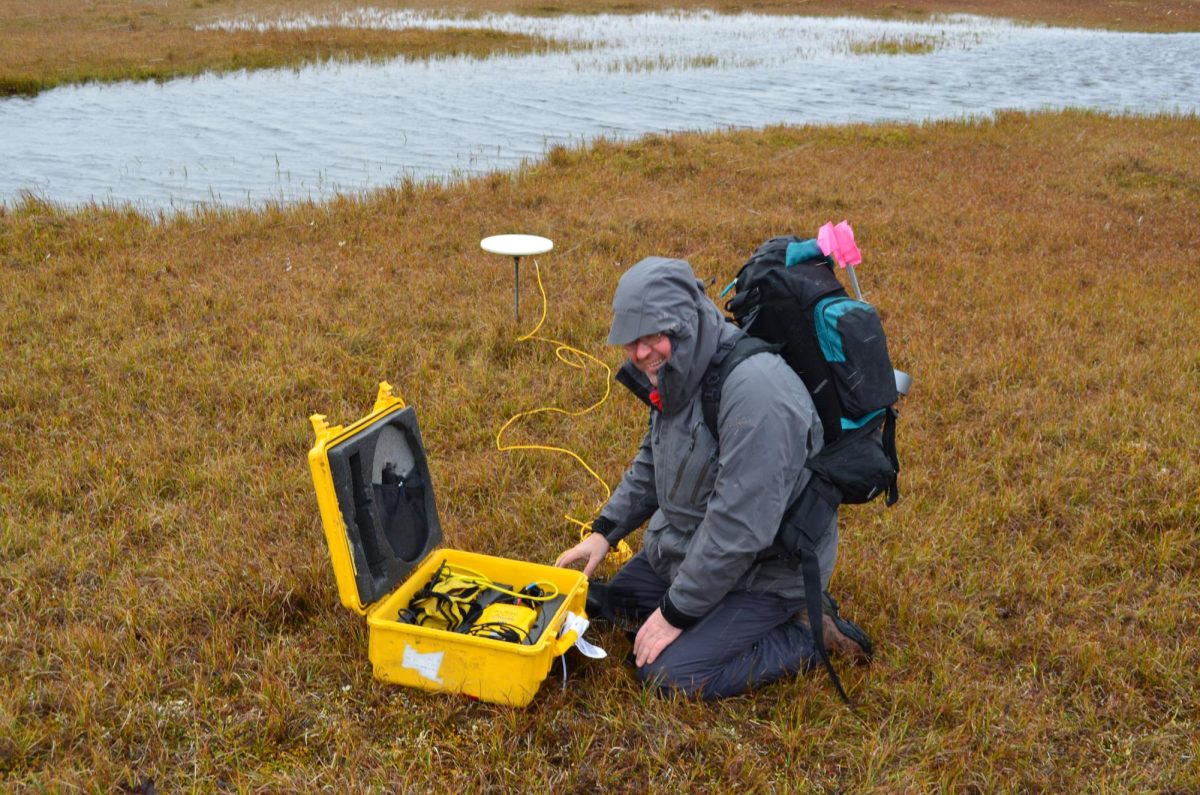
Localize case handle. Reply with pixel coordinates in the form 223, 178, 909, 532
553, 629, 579, 656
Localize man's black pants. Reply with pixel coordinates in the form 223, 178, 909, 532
608, 551, 818, 699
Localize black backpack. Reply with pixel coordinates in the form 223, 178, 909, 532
702, 234, 903, 702
712, 234, 901, 505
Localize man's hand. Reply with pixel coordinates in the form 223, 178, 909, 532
554, 532, 610, 578
633, 608, 682, 667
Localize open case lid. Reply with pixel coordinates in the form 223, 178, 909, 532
308, 383, 443, 615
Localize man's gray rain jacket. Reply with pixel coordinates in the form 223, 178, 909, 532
599, 256, 837, 627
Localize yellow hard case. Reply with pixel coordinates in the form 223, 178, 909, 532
308, 383, 589, 707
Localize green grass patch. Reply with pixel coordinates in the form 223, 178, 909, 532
850, 34, 941, 55
605, 53, 725, 72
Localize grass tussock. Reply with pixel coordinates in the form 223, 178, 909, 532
2, 110, 1200, 789
850, 34, 943, 56
3, 0, 1199, 96
601, 53, 738, 72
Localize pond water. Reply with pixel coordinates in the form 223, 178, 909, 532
1, 11, 1197, 210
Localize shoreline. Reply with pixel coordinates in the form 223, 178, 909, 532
3, 1, 1198, 97
6, 107, 1199, 218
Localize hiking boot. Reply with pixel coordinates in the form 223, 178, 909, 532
585, 581, 642, 628
798, 591, 874, 664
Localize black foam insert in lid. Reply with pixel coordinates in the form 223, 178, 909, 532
325, 406, 443, 607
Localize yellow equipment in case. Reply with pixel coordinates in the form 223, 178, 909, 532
308, 382, 589, 707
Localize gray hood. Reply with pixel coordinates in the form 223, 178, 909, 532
608, 257, 731, 416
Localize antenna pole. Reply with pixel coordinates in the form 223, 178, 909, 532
513, 256, 521, 320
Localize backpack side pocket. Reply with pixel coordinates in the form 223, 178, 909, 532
807, 411, 898, 505
813, 297, 898, 418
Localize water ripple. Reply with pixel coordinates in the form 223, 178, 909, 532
1, 12, 1197, 210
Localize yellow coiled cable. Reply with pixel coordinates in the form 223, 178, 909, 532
494, 260, 633, 566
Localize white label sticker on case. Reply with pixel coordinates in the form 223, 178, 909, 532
402, 646, 444, 683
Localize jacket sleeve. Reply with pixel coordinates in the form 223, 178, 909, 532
661, 356, 814, 625
595, 422, 659, 545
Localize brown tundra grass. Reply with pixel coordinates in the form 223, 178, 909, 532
3, 0, 1199, 95
0, 1, 570, 97
2, 109, 1199, 790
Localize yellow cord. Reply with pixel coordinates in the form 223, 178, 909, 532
441, 563, 559, 602
495, 260, 633, 566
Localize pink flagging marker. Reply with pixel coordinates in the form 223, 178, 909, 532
817, 220, 864, 301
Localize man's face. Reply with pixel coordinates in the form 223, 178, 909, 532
624, 332, 672, 387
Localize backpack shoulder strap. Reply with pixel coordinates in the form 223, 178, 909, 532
883, 407, 900, 506
701, 335, 780, 441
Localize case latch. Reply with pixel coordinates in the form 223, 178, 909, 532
309, 413, 344, 445
373, 381, 406, 414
